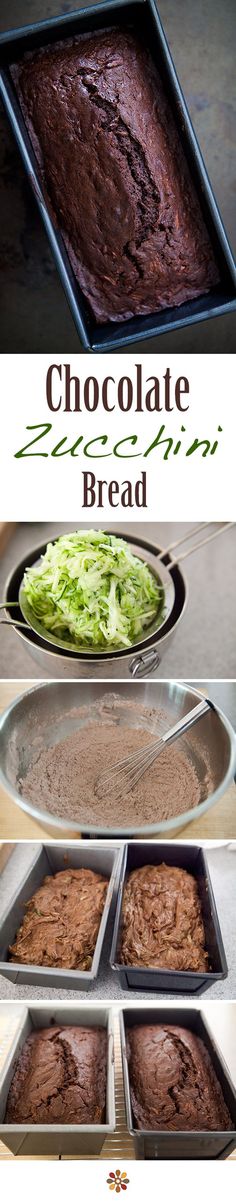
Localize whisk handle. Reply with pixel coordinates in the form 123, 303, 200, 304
162, 698, 211, 749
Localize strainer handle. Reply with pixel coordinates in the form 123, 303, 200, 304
0, 602, 19, 608
0, 600, 30, 630
158, 521, 235, 566
0, 619, 29, 629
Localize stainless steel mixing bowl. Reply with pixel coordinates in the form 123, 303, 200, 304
0, 681, 235, 837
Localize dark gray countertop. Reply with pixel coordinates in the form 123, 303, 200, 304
0, 521, 235, 678
0, 841, 235, 1001
0, 0, 235, 352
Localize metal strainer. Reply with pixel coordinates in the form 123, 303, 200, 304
1, 521, 234, 657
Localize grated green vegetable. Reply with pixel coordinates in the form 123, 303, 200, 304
23, 529, 164, 650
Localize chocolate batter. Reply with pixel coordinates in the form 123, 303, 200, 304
20, 719, 206, 827
127, 1025, 233, 1131
120, 864, 209, 972
9, 868, 108, 971
5, 1026, 106, 1125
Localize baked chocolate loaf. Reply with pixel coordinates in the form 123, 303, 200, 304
9, 868, 108, 970
5, 1025, 107, 1124
12, 28, 219, 323
127, 1025, 233, 1131
120, 863, 209, 972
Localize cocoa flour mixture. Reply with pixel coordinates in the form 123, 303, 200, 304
18, 698, 212, 826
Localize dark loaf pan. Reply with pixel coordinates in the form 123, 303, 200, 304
120, 1005, 236, 1159
110, 843, 228, 995
0, 0, 235, 352
0, 842, 122, 990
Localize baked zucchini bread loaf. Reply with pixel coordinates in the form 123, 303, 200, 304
12, 28, 219, 322
127, 1024, 233, 1131
5, 1025, 107, 1124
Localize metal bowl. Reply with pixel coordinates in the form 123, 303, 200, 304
0, 681, 235, 837
4, 532, 188, 679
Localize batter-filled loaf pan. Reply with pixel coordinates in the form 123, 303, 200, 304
0, 0, 235, 351
0, 1004, 115, 1156
120, 1006, 236, 1159
110, 843, 228, 994
0, 843, 123, 990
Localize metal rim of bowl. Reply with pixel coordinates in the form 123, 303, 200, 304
0, 681, 235, 836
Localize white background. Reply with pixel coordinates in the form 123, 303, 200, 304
0, 1158, 235, 1197
0, 354, 234, 521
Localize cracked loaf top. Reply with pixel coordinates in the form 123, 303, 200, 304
9, 867, 108, 971
120, 863, 209, 973
5, 1026, 107, 1124
12, 28, 219, 323
127, 1025, 233, 1131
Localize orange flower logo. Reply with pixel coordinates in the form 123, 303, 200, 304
107, 1170, 130, 1192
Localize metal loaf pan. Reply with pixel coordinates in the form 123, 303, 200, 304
0, 0, 235, 352
120, 1006, 236, 1159
0, 842, 123, 989
110, 843, 228, 994
0, 1003, 115, 1156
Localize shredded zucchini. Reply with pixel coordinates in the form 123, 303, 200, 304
23, 529, 164, 649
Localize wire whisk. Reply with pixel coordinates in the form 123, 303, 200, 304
95, 698, 211, 802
